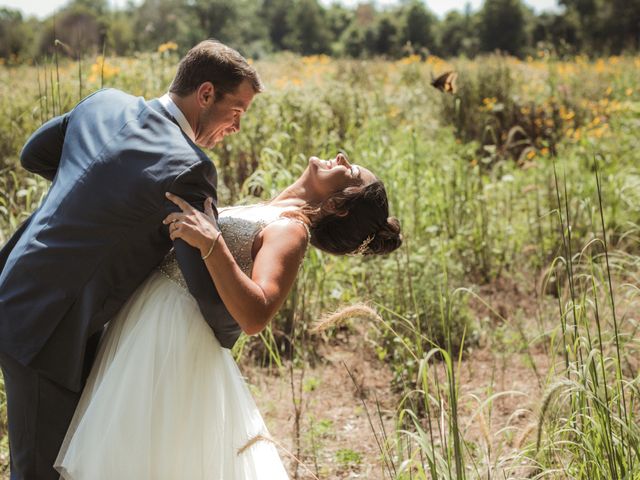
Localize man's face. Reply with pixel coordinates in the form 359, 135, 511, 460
196, 79, 256, 148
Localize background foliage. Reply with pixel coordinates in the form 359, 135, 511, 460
2, 0, 640, 63
1, 47, 639, 477
1, 1, 640, 477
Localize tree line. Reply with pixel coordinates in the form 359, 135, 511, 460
1, 0, 639, 62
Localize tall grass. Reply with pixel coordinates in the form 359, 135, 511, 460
0, 51, 638, 477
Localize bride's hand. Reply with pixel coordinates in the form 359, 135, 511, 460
163, 192, 220, 256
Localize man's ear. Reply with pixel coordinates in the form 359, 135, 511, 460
196, 82, 215, 107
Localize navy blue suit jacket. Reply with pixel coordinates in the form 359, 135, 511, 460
0, 89, 242, 391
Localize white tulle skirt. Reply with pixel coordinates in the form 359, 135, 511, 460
55, 272, 289, 480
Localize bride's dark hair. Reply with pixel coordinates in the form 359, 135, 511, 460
297, 180, 402, 256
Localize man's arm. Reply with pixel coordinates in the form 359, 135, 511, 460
0, 216, 33, 274
163, 160, 242, 349
20, 113, 70, 181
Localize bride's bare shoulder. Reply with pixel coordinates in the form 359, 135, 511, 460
252, 218, 309, 260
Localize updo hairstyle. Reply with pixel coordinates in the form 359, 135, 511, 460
307, 181, 402, 256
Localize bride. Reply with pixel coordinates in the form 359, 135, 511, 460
54, 152, 402, 479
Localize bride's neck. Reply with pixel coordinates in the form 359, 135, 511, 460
269, 175, 321, 208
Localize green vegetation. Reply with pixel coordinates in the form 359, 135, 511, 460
2, 0, 640, 63
335, 448, 362, 468
1, 49, 639, 478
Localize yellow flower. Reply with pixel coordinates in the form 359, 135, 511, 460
526, 150, 536, 160
302, 54, 331, 66
158, 41, 178, 54
88, 55, 120, 83
626, 88, 633, 96
425, 55, 450, 71
398, 54, 420, 65
589, 126, 608, 139
541, 147, 549, 156
481, 97, 497, 111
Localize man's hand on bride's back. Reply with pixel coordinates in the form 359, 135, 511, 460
163, 192, 220, 257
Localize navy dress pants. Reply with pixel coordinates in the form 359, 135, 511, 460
0, 352, 80, 480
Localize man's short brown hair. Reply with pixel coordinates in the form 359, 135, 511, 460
169, 40, 264, 100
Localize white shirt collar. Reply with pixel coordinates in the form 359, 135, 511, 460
158, 93, 195, 143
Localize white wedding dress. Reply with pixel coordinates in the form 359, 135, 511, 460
55, 205, 296, 480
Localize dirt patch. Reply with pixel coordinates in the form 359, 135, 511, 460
240, 330, 399, 479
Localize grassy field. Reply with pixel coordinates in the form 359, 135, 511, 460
1, 48, 639, 478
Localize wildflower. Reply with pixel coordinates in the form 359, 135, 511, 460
88, 55, 120, 83
398, 55, 420, 66
302, 55, 330, 65
526, 150, 536, 160
481, 97, 497, 111
157, 41, 178, 54
626, 88, 633, 96
425, 55, 450, 71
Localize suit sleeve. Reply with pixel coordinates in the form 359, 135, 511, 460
20, 113, 70, 181
0, 216, 34, 275
163, 161, 242, 349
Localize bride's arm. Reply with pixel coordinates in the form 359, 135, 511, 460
164, 193, 308, 335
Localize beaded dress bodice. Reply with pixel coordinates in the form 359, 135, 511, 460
158, 204, 305, 289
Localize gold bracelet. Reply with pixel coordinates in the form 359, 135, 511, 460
201, 231, 220, 260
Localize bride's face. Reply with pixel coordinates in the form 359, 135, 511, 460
306, 153, 376, 198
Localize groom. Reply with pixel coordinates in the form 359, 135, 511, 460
0, 40, 262, 479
